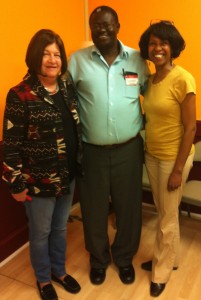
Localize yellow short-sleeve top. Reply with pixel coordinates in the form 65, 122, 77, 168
143, 65, 196, 160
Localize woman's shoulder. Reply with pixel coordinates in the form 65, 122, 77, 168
8, 75, 40, 102
61, 71, 73, 83
173, 65, 195, 81
171, 65, 196, 96
8, 80, 32, 99
10, 80, 27, 90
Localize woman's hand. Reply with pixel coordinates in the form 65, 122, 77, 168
167, 171, 182, 191
12, 188, 30, 202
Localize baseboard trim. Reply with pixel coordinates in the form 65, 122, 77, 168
0, 242, 29, 268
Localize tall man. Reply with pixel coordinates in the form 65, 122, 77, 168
68, 6, 149, 285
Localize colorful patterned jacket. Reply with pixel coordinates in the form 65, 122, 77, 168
2, 72, 82, 197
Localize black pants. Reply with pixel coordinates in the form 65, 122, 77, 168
78, 135, 144, 268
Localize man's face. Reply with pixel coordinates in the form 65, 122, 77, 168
90, 11, 120, 51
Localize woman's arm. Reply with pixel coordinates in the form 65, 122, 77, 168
167, 92, 196, 191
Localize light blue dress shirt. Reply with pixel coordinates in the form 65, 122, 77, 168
68, 41, 149, 145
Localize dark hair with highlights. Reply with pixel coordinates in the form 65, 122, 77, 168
25, 29, 67, 76
139, 22, 185, 60
89, 5, 119, 25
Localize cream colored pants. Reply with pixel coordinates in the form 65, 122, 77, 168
145, 152, 194, 283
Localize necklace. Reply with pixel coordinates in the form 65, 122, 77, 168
44, 83, 59, 95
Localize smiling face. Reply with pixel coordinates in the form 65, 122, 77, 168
148, 34, 172, 68
90, 10, 120, 52
39, 42, 62, 79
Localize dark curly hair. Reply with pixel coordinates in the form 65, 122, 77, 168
26, 29, 67, 76
139, 21, 185, 60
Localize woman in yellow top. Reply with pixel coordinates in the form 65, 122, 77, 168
139, 21, 196, 297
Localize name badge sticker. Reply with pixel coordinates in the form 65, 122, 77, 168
122, 69, 139, 86
125, 74, 138, 86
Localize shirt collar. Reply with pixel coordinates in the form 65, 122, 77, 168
90, 40, 128, 60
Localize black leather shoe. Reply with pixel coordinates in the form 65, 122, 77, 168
51, 274, 81, 294
90, 268, 106, 285
36, 281, 58, 300
150, 281, 166, 297
141, 260, 178, 272
118, 265, 135, 284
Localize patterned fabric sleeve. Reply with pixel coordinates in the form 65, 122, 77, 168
62, 73, 83, 174
2, 88, 28, 194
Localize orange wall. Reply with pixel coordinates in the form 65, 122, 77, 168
88, 0, 201, 120
1, 1, 200, 141
0, 0, 85, 140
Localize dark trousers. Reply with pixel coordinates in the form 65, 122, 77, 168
78, 135, 144, 268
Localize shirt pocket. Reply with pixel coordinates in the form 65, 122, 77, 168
125, 84, 140, 100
